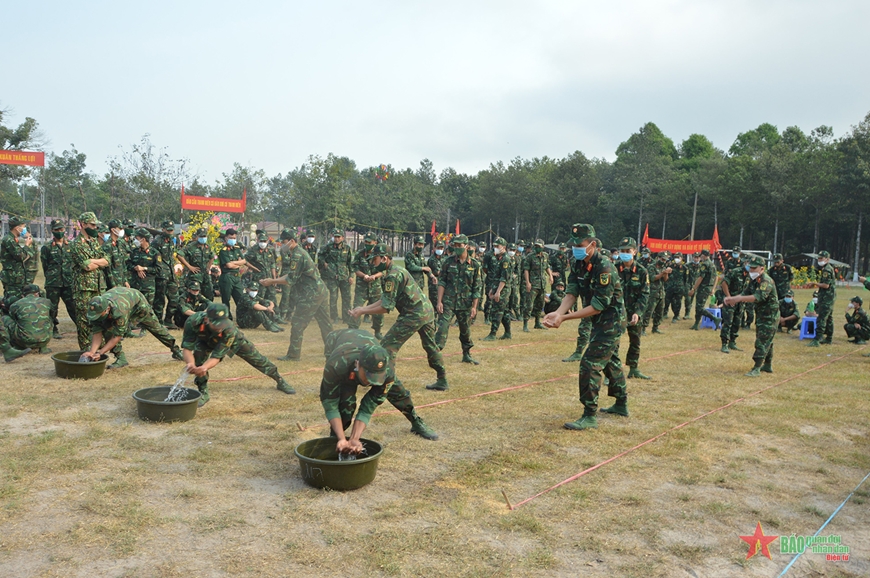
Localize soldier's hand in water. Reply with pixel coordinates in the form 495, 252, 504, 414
543, 312, 562, 329
336, 439, 353, 455
348, 439, 364, 454
629, 313, 639, 326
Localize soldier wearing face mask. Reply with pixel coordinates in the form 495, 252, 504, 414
522, 239, 553, 331
218, 228, 249, 319
0, 216, 33, 299
664, 252, 688, 323
683, 252, 700, 319
177, 227, 216, 300
724, 255, 777, 377
778, 289, 800, 333
69, 212, 110, 349
302, 230, 318, 263
102, 219, 130, 291
807, 250, 836, 346
426, 240, 446, 304
235, 279, 283, 332
642, 251, 671, 335
127, 228, 161, 313
40, 219, 77, 337
688, 249, 721, 331
245, 233, 278, 305
404, 235, 433, 290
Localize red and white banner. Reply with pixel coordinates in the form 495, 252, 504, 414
641, 224, 722, 254
181, 186, 246, 214
0, 150, 45, 166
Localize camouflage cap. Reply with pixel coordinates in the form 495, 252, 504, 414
257, 233, 268, 242
478, 241, 486, 248
86, 295, 111, 322
359, 343, 390, 387
818, 250, 831, 258
368, 243, 393, 260
674, 252, 684, 258
255, 229, 266, 236
851, 296, 863, 306
205, 303, 233, 330
135, 228, 152, 240
554, 279, 566, 287
507, 243, 517, 250
123, 218, 136, 227
161, 220, 175, 230
331, 228, 344, 237
22, 283, 40, 295
9, 216, 26, 228
773, 253, 783, 261
533, 239, 544, 247
107, 218, 122, 230
303, 229, 314, 237
452, 234, 469, 244
558, 242, 566, 249
517, 239, 526, 247
466, 241, 477, 250
618, 236, 637, 250
434, 240, 445, 248
700, 249, 710, 256
96, 222, 109, 233
50, 219, 65, 230
195, 227, 208, 237
494, 236, 507, 246
280, 228, 296, 240
658, 250, 670, 259
571, 224, 595, 242
186, 280, 201, 291
225, 228, 237, 236
364, 232, 378, 243
732, 246, 741, 252
785, 289, 794, 297
413, 235, 425, 244
747, 255, 765, 268
78, 211, 99, 224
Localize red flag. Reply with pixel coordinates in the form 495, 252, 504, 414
641, 223, 650, 247
431, 220, 436, 239
712, 224, 721, 251
181, 183, 185, 197
455, 219, 460, 235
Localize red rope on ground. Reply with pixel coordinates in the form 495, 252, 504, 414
508, 347, 866, 510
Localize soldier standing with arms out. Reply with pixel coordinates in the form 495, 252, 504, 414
404, 235, 435, 294
426, 240, 446, 305
2, 284, 53, 354
719, 257, 749, 353
807, 250, 836, 346
70, 212, 110, 350
348, 243, 450, 392
259, 230, 333, 361
482, 237, 513, 342
177, 227, 216, 300
522, 239, 553, 332
724, 255, 778, 377
543, 224, 628, 430
664, 252, 688, 323
151, 221, 179, 328
843, 296, 869, 344
768, 253, 793, 302
642, 251, 670, 335
318, 228, 353, 324
41, 219, 77, 338
245, 233, 278, 304
349, 233, 384, 338
0, 216, 31, 299
435, 234, 483, 365
688, 249, 722, 331
615, 238, 651, 380
218, 228, 248, 319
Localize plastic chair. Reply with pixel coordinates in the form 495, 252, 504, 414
799, 317, 816, 340
699, 307, 722, 329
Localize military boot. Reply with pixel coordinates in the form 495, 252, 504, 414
820, 337, 832, 345
671, 317, 679, 324
690, 322, 700, 331
856, 339, 867, 345
745, 365, 762, 377
627, 367, 650, 380
52, 329, 63, 340
171, 346, 184, 361
498, 332, 512, 340
38, 345, 52, 354
410, 417, 439, 440
276, 378, 296, 394
108, 352, 129, 369
728, 341, 742, 351
562, 348, 584, 362
482, 331, 497, 341
807, 339, 820, 347
600, 399, 629, 417
197, 385, 210, 407
2, 345, 31, 362
760, 363, 773, 374
652, 326, 664, 334
533, 319, 547, 330
278, 346, 301, 361
522, 320, 530, 333
563, 414, 598, 430
425, 377, 449, 391
461, 352, 480, 365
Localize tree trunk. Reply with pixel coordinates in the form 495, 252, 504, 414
854, 209, 862, 282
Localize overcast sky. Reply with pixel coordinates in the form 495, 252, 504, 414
4, 0, 869, 183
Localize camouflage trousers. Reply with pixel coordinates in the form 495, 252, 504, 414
278, 284, 297, 321
579, 319, 627, 414
683, 288, 695, 317
693, 287, 713, 322
380, 315, 446, 379
74, 290, 101, 350
643, 289, 665, 329
154, 276, 179, 324
523, 286, 546, 321
103, 308, 177, 357
752, 322, 775, 366
665, 285, 685, 318
427, 282, 439, 306
3, 315, 50, 350
192, 334, 280, 391
742, 302, 755, 328
285, 287, 333, 359
568, 317, 593, 355
719, 304, 743, 345
488, 288, 513, 335
844, 323, 870, 341
324, 278, 352, 323
623, 322, 642, 368
815, 300, 835, 341
46, 285, 77, 330
218, 273, 245, 319
510, 283, 521, 317
336, 379, 418, 430
348, 280, 383, 332
237, 307, 279, 330
435, 305, 474, 354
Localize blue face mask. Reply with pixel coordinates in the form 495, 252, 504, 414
172, 237, 177, 245
20, 227, 27, 235
197, 236, 208, 244
518, 247, 525, 253
102, 233, 111, 242
572, 246, 587, 261
618, 252, 633, 262
227, 238, 237, 247
744, 264, 750, 271
784, 298, 793, 303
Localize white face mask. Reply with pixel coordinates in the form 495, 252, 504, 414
478, 247, 485, 253
813, 298, 818, 304
258, 242, 267, 249
749, 271, 761, 280
115, 229, 125, 238
435, 249, 444, 256
818, 260, 828, 266
674, 258, 681, 264
306, 237, 315, 244
508, 251, 516, 257
494, 247, 502, 255
133, 238, 142, 248
248, 291, 258, 298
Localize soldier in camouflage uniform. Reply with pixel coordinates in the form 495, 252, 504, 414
41, 219, 77, 338
522, 239, 553, 332
545, 280, 566, 314
683, 252, 700, 319
404, 235, 434, 293
642, 251, 671, 334
664, 252, 688, 322
70, 212, 110, 350
550, 242, 570, 284
127, 228, 161, 308
843, 296, 870, 344
508, 242, 522, 320
235, 279, 283, 332
543, 224, 628, 430
260, 229, 333, 361
515, 240, 529, 320
218, 228, 248, 318
348, 244, 449, 391
301, 230, 318, 263
318, 228, 353, 323
807, 250, 836, 346
688, 249, 722, 331
245, 232, 278, 304
102, 219, 130, 290
615, 238, 651, 379
81, 286, 184, 369
177, 227, 216, 300
427, 240, 446, 304
181, 303, 294, 406
348, 233, 384, 337
482, 237, 513, 342
2, 284, 53, 353
435, 234, 483, 365
777, 289, 800, 333
719, 258, 749, 353
22, 232, 38, 284
173, 279, 212, 328
724, 255, 778, 376
768, 253, 793, 302
151, 220, 180, 327
321, 329, 437, 454
276, 229, 297, 322
0, 216, 32, 299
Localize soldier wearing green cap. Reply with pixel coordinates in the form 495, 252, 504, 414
807, 250, 836, 346
522, 239, 553, 331
245, 232, 278, 305
276, 228, 298, 322
301, 229, 318, 263
40, 219, 77, 337
317, 227, 353, 323
320, 329, 437, 454
1, 215, 33, 299
777, 289, 800, 333
615, 237, 652, 379
404, 234, 433, 290
127, 228, 161, 313
173, 279, 211, 328
181, 303, 294, 405
81, 287, 184, 369
2, 284, 52, 354
688, 249, 722, 331
149, 220, 178, 327
768, 253, 793, 301
550, 242, 570, 283
544, 279, 566, 314
348, 233, 384, 337
435, 234, 483, 365
718, 254, 750, 353
664, 252, 688, 323
724, 255, 778, 376
217, 228, 248, 318
844, 296, 869, 344
482, 237, 514, 341
102, 218, 130, 290
235, 279, 282, 332
177, 227, 216, 300
348, 243, 449, 391
543, 224, 628, 430
70, 212, 110, 349
259, 230, 333, 361
426, 240, 447, 304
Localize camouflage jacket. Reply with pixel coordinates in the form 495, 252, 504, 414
438, 254, 483, 310
70, 234, 107, 293
816, 263, 836, 304
768, 263, 793, 297
722, 266, 749, 298
283, 245, 327, 301
741, 272, 778, 324
23, 243, 38, 283
522, 251, 551, 289
102, 238, 129, 289
301, 242, 318, 264
7, 294, 53, 344
694, 259, 716, 291
245, 245, 277, 282
151, 233, 177, 280
617, 261, 650, 317
178, 242, 216, 283
40, 239, 74, 288
647, 260, 669, 293
403, 248, 427, 287
779, 299, 799, 319
177, 291, 211, 316
127, 246, 161, 286
317, 241, 353, 281
845, 306, 870, 329
380, 262, 435, 324
549, 251, 570, 280
567, 250, 625, 328
665, 261, 689, 289
488, 253, 513, 298
427, 253, 445, 281
0, 233, 28, 288
88, 287, 154, 333
182, 310, 245, 359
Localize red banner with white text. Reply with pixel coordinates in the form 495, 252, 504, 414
641, 224, 721, 254
181, 186, 246, 213
0, 150, 45, 166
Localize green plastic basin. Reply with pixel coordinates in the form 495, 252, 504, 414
132, 386, 201, 422
294, 437, 384, 491
51, 351, 109, 380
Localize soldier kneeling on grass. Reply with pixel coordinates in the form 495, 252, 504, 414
2, 284, 53, 355
321, 328, 437, 456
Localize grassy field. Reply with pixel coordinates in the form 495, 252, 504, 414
1, 286, 868, 577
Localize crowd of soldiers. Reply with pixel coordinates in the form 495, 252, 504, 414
0, 212, 864, 451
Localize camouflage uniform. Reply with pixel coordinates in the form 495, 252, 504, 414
509, 244, 523, 319
742, 265, 778, 373
348, 236, 383, 334
684, 254, 699, 318
3, 289, 52, 352
173, 281, 212, 328
245, 234, 278, 303
177, 229, 216, 300
426, 242, 446, 304
151, 222, 180, 325
127, 230, 161, 306
811, 253, 836, 345
218, 236, 246, 317
844, 298, 870, 342
642, 255, 668, 332
403, 235, 428, 290
301, 230, 318, 264
522, 240, 551, 329
70, 213, 109, 349
664, 254, 688, 320
23, 242, 38, 284
40, 222, 77, 334
768, 256, 794, 303
276, 232, 297, 322
690, 251, 719, 330
616, 250, 650, 373
778, 293, 800, 332
235, 283, 281, 332
102, 220, 130, 289
0, 217, 29, 299
277, 239, 333, 360
483, 239, 513, 339
549, 244, 570, 284
435, 236, 483, 361
720, 265, 748, 349
317, 230, 353, 323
